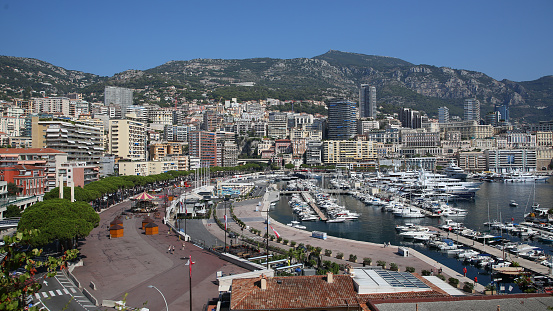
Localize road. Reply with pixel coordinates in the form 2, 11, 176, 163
33, 272, 98, 311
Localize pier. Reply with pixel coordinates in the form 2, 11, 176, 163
433, 227, 552, 276
300, 192, 328, 221
280, 189, 350, 195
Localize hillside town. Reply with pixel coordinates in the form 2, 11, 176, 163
1, 84, 553, 311
0, 85, 551, 210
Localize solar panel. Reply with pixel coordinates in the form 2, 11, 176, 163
375, 271, 430, 289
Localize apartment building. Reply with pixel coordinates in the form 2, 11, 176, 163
323, 140, 376, 165
486, 149, 537, 173
109, 119, 147, 161
189, 131, 217, 167
457, 152, 487, 172
118, 161, 178, 176
32, 118, 103, 167
0, 164, 47, 196
440, 121, 493, 140
0, 148, 67, 191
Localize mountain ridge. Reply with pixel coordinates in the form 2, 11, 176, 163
0, 51, 552, 122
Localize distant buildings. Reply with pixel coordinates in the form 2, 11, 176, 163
464, 98, 480, 121
438, 106, 449, 124
104, 86, 133, 117
359, 84, 377, 118
399, 108, 423, 129
327, 100, 357, 140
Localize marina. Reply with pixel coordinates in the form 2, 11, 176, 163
272, 171, 553, 292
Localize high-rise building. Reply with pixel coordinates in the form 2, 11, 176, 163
464, 98, 480, 121
189, 131, 218, 167
327, 100, 357, 140
108, 119, 146, 161
494, 104, 509, 123
399, 108, 422, 129
267, 112, 288, 139
359, 85, 377, 118
104, 86, 133, 117
438, 106, 449, 124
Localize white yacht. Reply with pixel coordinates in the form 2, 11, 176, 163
444, 161, 468, 180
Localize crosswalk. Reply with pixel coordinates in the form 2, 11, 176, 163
34, 273, 98, 310
35, 287, 76, 299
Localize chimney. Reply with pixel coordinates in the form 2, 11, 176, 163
260, 276, 267, 290
326, 272, 334, 283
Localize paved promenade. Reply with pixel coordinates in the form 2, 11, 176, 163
205, 187, 486, 292
72, 197, 248, 310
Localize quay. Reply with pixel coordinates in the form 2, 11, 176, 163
280, 189, 350, 195
433, 227, 552, 276
300, 192, 328, 221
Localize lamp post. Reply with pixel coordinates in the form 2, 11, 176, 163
260, 209, 269, 269
147, 285, 168, 311
185, 256, 195, 311
224, 196, 228, 252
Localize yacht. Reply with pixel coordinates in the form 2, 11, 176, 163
444, 161, 468, 180
509, 200, 518, 207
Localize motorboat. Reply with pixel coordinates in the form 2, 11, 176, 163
509, 200, 519, 207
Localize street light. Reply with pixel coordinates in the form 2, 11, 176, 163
147, 285, 168, 311
184, 256, 195, 311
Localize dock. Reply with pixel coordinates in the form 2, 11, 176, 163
300, 192, 328, 221
433, 227, 552, 276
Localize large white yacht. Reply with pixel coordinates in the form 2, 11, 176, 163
444, 161, 468, 180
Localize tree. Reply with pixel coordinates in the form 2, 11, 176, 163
7, 183, 20, 196
17, 199, 100, 249
3, 205, 21, 218
0, 229, 78, 310
284, 163, 295, 169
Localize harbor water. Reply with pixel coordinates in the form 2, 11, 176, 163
270, 180, 553, 293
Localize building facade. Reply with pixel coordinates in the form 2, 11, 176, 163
359, 84, 377, 119
104, 86, 133, 117
327, 100, 357, 140
108, 119, 147, 161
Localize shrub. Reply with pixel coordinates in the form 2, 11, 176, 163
363, 257, 372, 265
463, 282, 474, 293
283, 239, 289, 245
405, 266, 415, 273
421, 270, 431, 276
448, 277, 460, 287
349, 254, 357, 262
336, 252, 344, 259
377, 260, 386, 268
290, 241, 297, 247
277, 237, 282, 243
437, 274, 446, 281
325, 249, 332, 257
512, 261, 520, 267
389, 263, 398, 271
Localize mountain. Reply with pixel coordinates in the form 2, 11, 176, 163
0, 56, 104, 96
1, 51, 552, 122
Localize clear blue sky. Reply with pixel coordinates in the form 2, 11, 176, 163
1, 0, 551, 82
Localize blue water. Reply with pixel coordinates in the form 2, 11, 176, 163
270, 180, 553, 293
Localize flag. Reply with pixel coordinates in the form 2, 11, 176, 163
224, 215, 227, 231
179, 201, 183, 213
270, 225, 280, 239
186, 255, 195, 277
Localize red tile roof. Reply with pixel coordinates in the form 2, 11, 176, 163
230, 274, 448, 310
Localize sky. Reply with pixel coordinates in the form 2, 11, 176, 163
0, 0, 552, 82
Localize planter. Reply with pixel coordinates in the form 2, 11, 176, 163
485, 290, 496, 295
